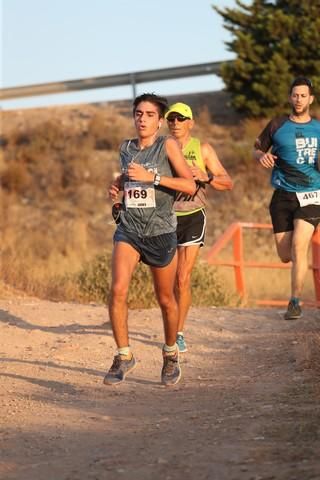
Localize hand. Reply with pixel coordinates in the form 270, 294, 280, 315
258, 152, 277, 168
109, 183, 120, 202
127, 162, 154, 182
190, 161, 207, 182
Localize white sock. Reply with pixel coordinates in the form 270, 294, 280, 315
163, 343, 177, 354
117, 346, 131, 357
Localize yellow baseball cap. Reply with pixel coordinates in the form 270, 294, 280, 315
165, 102, 193, 119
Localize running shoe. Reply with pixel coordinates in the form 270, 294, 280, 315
284, 300, 302, 320
103, 354, 136, 385
161, 349, 181, 386
176, 333, 188, 353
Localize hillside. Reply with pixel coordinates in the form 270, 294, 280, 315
1, 95, 320, 480
0, 93, 306, 302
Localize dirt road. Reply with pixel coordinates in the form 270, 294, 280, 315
0, 298, 319, 480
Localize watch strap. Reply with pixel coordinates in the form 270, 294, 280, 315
154, 173, 161, 186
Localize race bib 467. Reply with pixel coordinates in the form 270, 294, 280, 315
296, 190, 320, 207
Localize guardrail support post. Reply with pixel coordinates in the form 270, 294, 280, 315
233, 224, 246, 300
130, 73, 137, 99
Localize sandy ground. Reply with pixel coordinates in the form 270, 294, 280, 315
0, 297, 320, 480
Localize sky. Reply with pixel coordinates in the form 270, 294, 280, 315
0, 0, 239, 110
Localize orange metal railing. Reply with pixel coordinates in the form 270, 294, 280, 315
206, 222, 320, 307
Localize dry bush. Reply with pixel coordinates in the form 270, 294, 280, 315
76, 252, 229, 308
88, 109, 134, 151
0, 100, 305, 304
229, 118, 267, 170
2, 266, 81, 302
1, 161, 32, 194
193, 107, 233, 147
0, 247, 84, 302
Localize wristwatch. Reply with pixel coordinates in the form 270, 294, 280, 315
206, 173, 214, 184
153, 173, 161, 186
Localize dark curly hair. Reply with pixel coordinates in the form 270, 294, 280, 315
133, 93, 169, 118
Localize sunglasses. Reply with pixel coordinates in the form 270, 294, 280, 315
167, 115, 190, 123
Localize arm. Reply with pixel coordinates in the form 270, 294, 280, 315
253, 119, 277, 169
108, 174, 124, 202
197, 142, 233, 191
127, 137, 196, 195
253, 147, 277, 169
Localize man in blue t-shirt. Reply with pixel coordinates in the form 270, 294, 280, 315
254, 76, 320, 319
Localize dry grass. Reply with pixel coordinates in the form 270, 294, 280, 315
1, 100, 318, 306
203, 225, 317, 306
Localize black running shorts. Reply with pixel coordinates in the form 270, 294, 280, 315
269, 189, 320, 233
176, 209, 206, 247
114, 226, 177, 267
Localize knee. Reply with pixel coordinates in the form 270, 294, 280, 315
157, 292, 175, 310
279, 254, 291, 263
276, 246, 291, 263
111, 282, 129, 302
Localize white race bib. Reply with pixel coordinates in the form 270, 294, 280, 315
296, 190, 320, 207
124, 181, 156, 208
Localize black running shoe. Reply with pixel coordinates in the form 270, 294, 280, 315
161, 349, 181, 386
103, 354, 136, 385
284, 300, 302, 320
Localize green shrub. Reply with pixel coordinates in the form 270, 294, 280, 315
76, 251, 229, 308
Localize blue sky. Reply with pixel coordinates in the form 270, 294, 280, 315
1, 0, 239, 109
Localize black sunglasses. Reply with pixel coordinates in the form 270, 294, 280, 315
167, 115, 190, 123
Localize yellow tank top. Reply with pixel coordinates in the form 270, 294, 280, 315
174, 137, 207, 215
183, 137, 206, 172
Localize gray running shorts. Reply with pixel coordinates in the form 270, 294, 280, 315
114, 226, 177, 267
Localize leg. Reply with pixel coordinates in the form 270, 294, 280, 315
291, 219, 315, 298
274, 231, 293, 263
108, 241, 140, 348
269, 189, 294, 262
151, 254, 181, 386
175, 245, 201, 331
150, 253, 178, 346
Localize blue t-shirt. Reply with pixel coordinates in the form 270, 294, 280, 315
254, 116, 320, 192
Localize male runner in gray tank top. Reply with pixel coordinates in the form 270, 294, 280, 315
104, 93, 196, 386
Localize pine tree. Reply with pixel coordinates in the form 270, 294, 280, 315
213, 0, 320, 116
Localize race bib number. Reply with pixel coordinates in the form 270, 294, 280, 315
124, 181, 156, 208
296, 190, 320, 207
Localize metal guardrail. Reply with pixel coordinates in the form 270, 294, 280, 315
206, 222, 320, 307
0, 61, 230, 101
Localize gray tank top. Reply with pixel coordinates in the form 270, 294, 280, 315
118, 136, 177, 237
